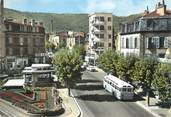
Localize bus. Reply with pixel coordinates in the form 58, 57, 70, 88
103, 74, 134, 100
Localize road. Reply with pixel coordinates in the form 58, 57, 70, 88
72, 71, 154, 117
0, 110, 8, 117
0, 101, 29, 117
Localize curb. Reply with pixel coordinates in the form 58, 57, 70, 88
0, 109, 12, 117
136, 101, 161, 117
71, 92, 82, 117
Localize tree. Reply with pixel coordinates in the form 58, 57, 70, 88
133, 57, 158, 106
53, 48, 83, 96
116, 54, 139, 83
73, 45, 86, 59
57, 41, 67, 49
115, 54, 127, 80
98, 50, 119, 76
153, 64, 171, 102
45, 41, 56, 52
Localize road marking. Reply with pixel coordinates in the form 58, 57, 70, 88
71, 91, 83, 117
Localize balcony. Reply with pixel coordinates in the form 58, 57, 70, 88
92, 20, 105, 26
91, 28, 105, 34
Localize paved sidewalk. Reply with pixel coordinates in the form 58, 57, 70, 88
94, 66, 106, 73
58, 88, 81, 117
136, 96, 171, 117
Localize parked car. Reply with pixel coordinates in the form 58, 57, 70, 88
81, 62, 88, 71
86, 65, 96, 72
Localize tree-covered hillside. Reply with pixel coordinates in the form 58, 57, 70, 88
4, 8, 142, 33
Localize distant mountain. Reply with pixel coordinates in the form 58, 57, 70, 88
4, 8, 142, 33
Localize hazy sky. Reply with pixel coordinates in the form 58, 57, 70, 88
4, 0, 171, 16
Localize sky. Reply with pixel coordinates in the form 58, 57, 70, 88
4, 0, 171, 16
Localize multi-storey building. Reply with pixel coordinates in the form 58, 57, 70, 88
67, 31, 85, 49
4, 19, 45, 68
89, 13, 114, 55
0, 0, 46, 70
119, 0, 171, 60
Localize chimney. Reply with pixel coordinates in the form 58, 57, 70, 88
23, 18, 27, 24
29, 21, 31, 25
156, 0, 166, 16
35, 22, 38, 26
39, 22, 43, 27
31, 19, 35, 26
144, 6, 149, 16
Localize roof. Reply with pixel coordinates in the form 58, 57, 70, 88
104, 74, 133, 88
22, 69, 55, 74
89, 12, 113, 17
144, 10, 171, 17
3, 79, 25, 87
22, 64, 54, 74
31, 64, 52, 68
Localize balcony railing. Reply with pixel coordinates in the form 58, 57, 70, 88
92, 20, 105, 26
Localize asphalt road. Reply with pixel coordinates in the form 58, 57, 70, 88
0, 101, 29, 117
0, 110, 8, 117
72, 71, 155, 117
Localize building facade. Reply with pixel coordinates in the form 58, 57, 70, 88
89, 13, 114, 55
4, 19, 45, 68
0, 0, 46, 70
119, 0, 171, 60
67, 31, 85, 49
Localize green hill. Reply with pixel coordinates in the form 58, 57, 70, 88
4, 8, 142, 33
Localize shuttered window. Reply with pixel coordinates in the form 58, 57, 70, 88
164, 37, 169, 48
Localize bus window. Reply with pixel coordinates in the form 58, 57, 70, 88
122, 88, 126, 92
128, 88, 132, 92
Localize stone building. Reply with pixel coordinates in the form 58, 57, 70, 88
119, 0, 171, 61
0, 0, 46, 70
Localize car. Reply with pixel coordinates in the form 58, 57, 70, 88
86, 65, 96, 72
81, 62, 88, 70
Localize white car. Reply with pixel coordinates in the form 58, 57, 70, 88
81, 62, 88, 70
86, 66, 96, 72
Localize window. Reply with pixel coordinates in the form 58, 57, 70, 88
8, 37, 13, 44
108, 34, 112, 39
97, 42, 104, 47
164, 37, 169, 48
159, 19, 167, 30
168, 19, 171, 30
126, 38, 129, 48
8, 48, 13, 55
122, 88, 127, 92
159, 37, 164, 48
135, 38, 137, 48
127, 88, 132, 92
100, 34, 104, 38
158, 53, 165, 58
100, 25, 104, 30
147, 19, 153, 31
20, 37, 24, 45
108, 26, 112, 30
135, 21, 140, 31
108, 17, 111, 22
100, 17, 104, 21
147, 37, 157, 49
108, 43, 111, 47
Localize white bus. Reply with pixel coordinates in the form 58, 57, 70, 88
103, 74, 134, 100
